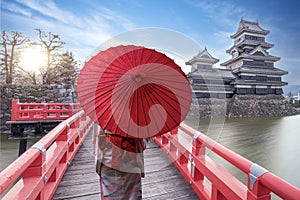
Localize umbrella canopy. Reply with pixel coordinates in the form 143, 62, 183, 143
77, 45, 191, 138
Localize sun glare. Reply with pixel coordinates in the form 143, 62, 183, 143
20, 46, 47, 72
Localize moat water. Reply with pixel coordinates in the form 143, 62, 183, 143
183, 114, 300, 190
1, 115, 300, 196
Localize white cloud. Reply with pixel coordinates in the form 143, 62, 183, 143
99, 7, 135, 30
2, 1, 32, 17
13, 0, 135, 32
186, 0, 247, 28
15, 0, 86, 28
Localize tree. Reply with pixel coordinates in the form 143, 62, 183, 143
14, 67, 38, 85
35, 29, 65, 85
53, 51, 79, 85
0, 31, 28, 84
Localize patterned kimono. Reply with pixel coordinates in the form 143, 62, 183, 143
95, 128, 146, 200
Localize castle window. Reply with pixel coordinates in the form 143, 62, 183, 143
232, 50, 238, 58
255, 76, 268, 82
245, 35, 264, 42
223, 80, 231, 85
268, 77, 281, 82
197, 64, 212, 70
193, 79, 205, 85
240, 75, 253, 80
244, 48, 252, 53
243, 60, 273, 67
253, 60, 265, 66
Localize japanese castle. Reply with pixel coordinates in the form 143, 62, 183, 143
187, 19, 288, 98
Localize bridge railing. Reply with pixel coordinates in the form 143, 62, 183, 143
0, 110, 94, 200
10, 99, 81, 121
154, 123, 300, 200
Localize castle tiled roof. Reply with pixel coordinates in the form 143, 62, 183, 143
188, 68, 235, 79
226, 40, 274, 53
186, 47, 219, 65
221, 53, 280, 66
233, 79, 288, 86
232, 66, 288, 76
231, 19, 269, 39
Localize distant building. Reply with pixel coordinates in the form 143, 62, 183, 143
186, 19, 288, 99
221, 19, 288, 95
186, 48, 235, 98
292, 93, 300, 103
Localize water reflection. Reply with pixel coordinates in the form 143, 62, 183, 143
0, 134, 38, 171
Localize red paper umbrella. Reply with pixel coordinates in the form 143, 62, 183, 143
77, 45, 191, 138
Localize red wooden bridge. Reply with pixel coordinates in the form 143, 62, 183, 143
7, 99, 80, 137
1, 101, 300, 199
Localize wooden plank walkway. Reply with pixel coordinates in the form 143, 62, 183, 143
53, 131, 198, 199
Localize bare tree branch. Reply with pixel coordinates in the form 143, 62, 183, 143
0, 30, 28, 84
35, 29, 66, 84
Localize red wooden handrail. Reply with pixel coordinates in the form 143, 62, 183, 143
154, 123, 300, 200
10, 99, 81, 121
0, 110, 94, 200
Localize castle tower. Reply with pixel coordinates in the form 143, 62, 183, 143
221, 19, 287, 95
186, 48, 235, 98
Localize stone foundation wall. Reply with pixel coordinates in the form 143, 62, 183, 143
227, 94, 299, 118
187, 98, 229, 118
187, 94, 300, 119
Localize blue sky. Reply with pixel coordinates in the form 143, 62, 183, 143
1, 0, 300, 89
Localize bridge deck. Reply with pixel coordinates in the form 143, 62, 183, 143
53, 132, 198, 199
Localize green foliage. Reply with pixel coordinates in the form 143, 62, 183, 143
51, 51, 79, 85
292, 101, 300, 108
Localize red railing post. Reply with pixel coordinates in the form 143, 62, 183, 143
190, 131, 205, 186
179, 152, 188, 164
169, 140, 177, 153
168, 127, 178, 152
211, 186, 227, 200
192, 131, 205, 157
72, 116, 79, 129
23, 143, 46, 199
192, 166, 204, 182
247, 181, 271, 200
170, 127, 178, 135
56, 124, 69, 142
11, 99, 19, 121
162, 134, 169, 145
22, 146, 45, 178
247, 164, 271, 200
42, 101, 46, 120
